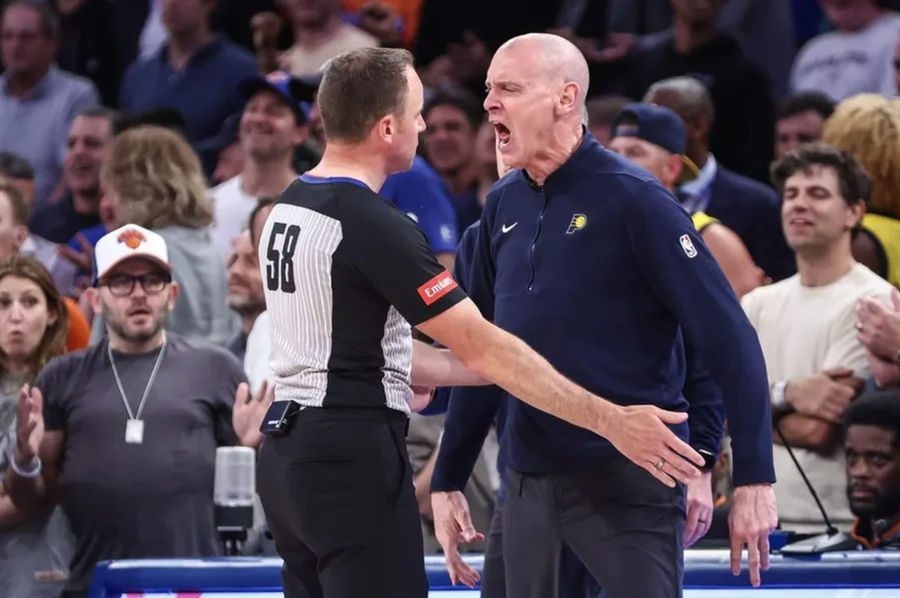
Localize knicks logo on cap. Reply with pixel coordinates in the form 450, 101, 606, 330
679, 234, 698, 258
418, 272, 458, 306
117, 229, 146, 250
566, 214, 587, 234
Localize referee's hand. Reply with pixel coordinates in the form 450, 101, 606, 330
432, 491, 484, 588
604, 405, 704, 487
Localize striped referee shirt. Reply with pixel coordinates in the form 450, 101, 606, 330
259, 174, 467, 413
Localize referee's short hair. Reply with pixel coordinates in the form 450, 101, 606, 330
317, 47, 414, 144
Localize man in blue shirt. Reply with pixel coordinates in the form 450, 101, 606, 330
118, 0, 256, 166
380, 156, 459, 271
430, 33, 777, 597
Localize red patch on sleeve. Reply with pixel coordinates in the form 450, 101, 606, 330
417, 271, 458, 306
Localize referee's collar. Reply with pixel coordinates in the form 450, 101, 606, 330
299, 173, 370, 190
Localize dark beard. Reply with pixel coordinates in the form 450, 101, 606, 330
102, 303, 169, 344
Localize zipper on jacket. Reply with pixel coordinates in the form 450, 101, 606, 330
528, 191, 547, 292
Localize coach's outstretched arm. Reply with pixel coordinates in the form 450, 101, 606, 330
416, 300, 704, 487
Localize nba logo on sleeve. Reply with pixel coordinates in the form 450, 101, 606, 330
679, 234, 698, 258
418, 271, 458, 305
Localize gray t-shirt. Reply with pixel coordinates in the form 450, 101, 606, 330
0, 375, 74, 598
38, 333, 246, 592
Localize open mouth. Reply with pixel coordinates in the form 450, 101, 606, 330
493, 123, 511, 149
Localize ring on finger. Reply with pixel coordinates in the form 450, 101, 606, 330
654, 457, 666, 470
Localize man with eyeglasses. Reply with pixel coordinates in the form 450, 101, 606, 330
5, 223, 266, 598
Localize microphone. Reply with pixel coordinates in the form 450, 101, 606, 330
775, 424, 856, 555
214, 446, 256, 556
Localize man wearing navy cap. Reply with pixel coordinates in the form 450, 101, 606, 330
431, 33, 777, 597
609, 103, 766, 299
210, 71, 315, 254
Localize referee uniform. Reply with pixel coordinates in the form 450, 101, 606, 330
256, 173, 466, 598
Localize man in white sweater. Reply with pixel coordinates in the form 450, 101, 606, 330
742, 143, 894, 532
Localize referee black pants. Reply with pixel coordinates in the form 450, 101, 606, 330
502, 453, 685, 598
257, 406, 428, 598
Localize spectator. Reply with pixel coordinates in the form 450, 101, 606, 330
0, 182, 90, 353
0, 152, 35, 209
822, 94, 900, 290
422, 87, 484, 231
856, 288, 900, 389
608, 0, 797, 99
202, 112, 243, 187
225, 230, 265, 362
101, 125, 237, 346
243, 198, 276, 395
29, 107, 114, 246
473, 119, 501, 207
791, 0, 900, 100
343, 0, 422, 47
5, 224, 264, 598
0, 153, 56, 273
645, 76, 796, 282
625, 0, 776, 183
379, 156, 459, 272
586, 94, 631, 145
118, 0, 257, 165
55, 0, 118, 106
0, 1, 99, 209
251, 0, 377, 77
210, 71, 313, 255
742, 144, 895, 532
845, 390, 900, 548
0, 254, 73, 598
775, 90, 836, 159
608, 103, 766, 298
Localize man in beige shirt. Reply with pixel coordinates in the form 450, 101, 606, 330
742, 143, 894, 532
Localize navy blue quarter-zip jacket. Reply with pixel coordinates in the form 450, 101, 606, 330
431, 223, 726, 495
437, 133, 774, 487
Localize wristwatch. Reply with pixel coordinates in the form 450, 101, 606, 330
696, 448, 716, 473
772, 380, 789, 411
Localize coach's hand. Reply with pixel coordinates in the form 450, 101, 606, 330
604, 405, 703, 487
729, 483, 778, 587
432, 491, 484, 588
684, 471, 713, 547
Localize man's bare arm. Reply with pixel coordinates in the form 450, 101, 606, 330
412, 340, 487, 387
775, 414, 839, 456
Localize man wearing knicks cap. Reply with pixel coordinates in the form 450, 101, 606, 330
7, 224, 265, 598
608, 102, 766, 299
211, 71, 316, 254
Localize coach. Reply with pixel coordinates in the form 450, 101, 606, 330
431, 33, 777, 598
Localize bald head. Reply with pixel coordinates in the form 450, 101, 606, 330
643, 76, 714, 123
497, 33, 590, 108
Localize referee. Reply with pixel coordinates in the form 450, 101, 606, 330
255, 47, 703, 598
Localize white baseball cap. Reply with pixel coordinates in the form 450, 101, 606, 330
93, 224, 171, 283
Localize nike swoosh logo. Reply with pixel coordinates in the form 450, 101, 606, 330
501, 222, 518, 233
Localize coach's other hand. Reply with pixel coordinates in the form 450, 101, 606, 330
432, 491, 484, 588
730, 483, 778, 587
604, 405, 703, 487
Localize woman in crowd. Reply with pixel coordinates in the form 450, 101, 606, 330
100, 125, 236, 346
823, 94, 900, 289
0, 255, 72, 597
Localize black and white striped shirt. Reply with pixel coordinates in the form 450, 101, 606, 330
259, 174, 466, 413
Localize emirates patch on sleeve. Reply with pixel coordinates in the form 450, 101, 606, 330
418, 271, 458, 305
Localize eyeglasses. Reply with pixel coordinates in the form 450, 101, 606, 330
99, 273, 171, 297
